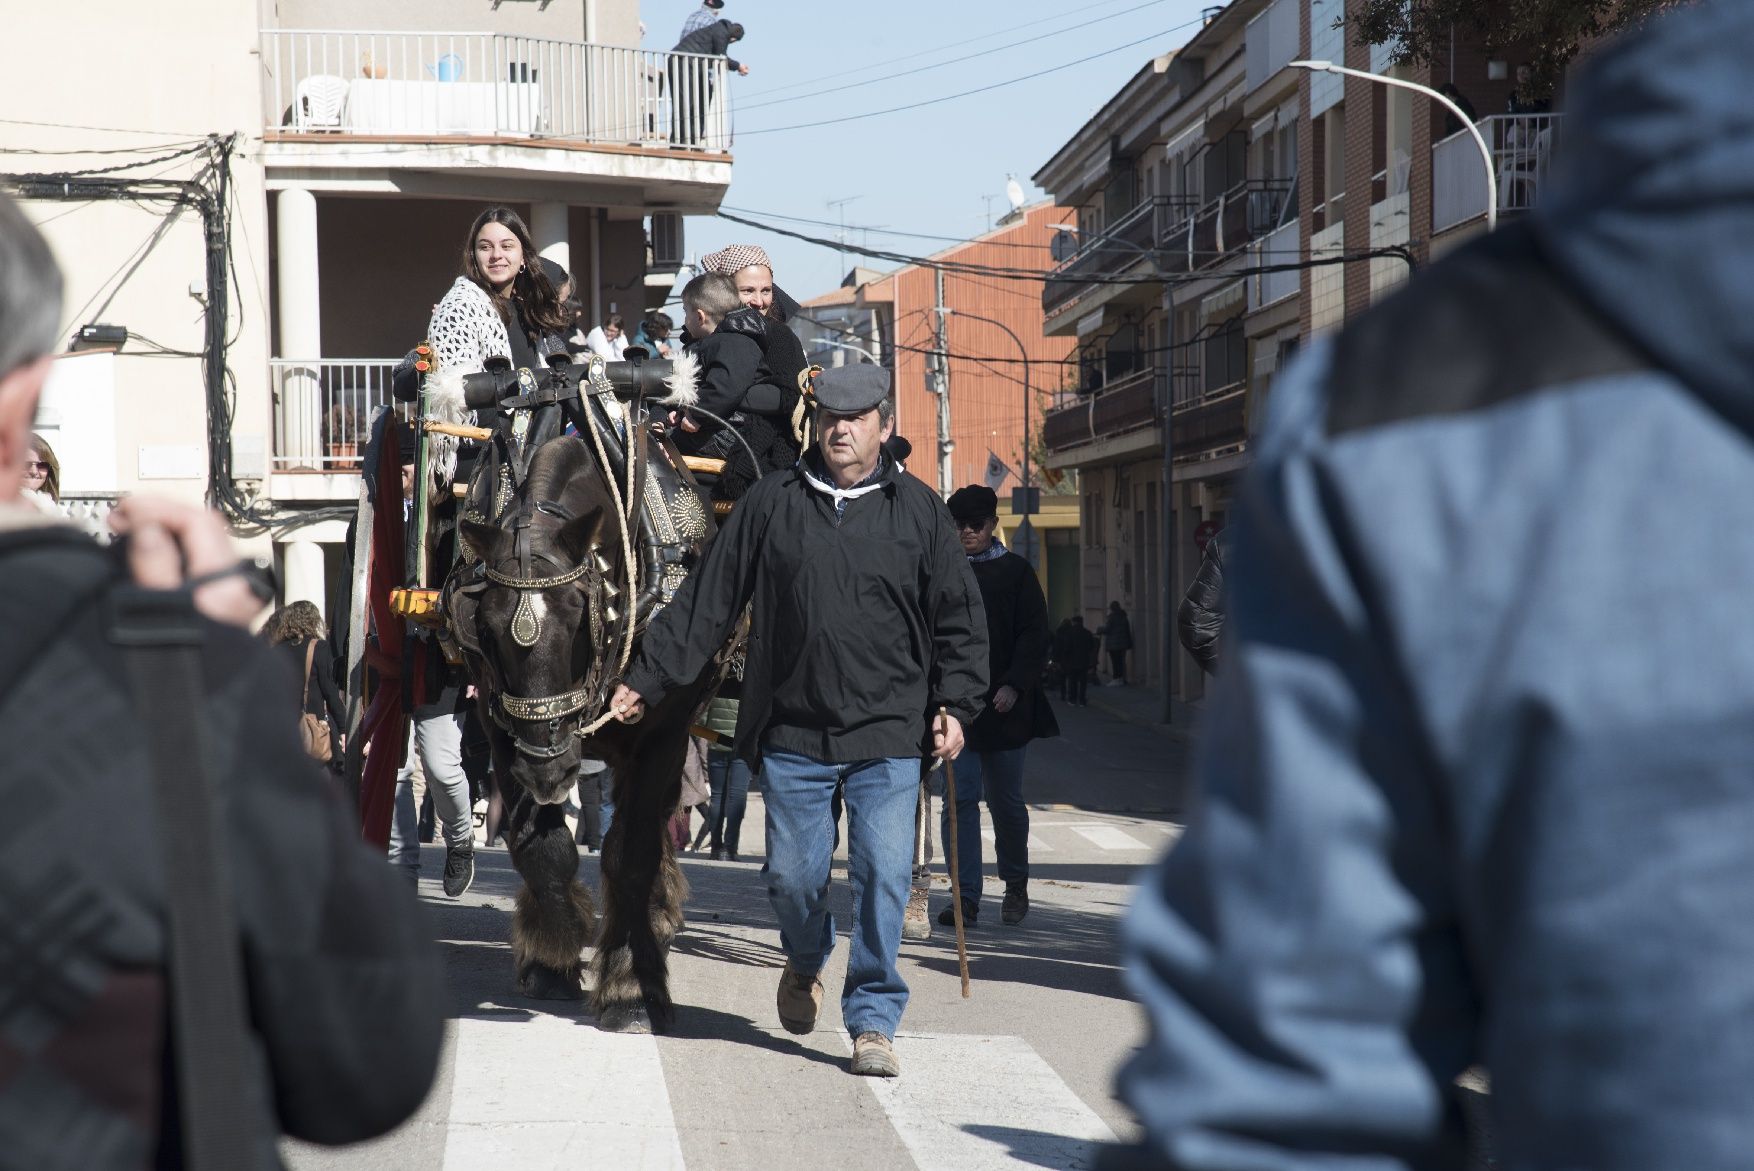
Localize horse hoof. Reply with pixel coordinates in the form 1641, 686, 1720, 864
598, 1003, 652, 1034
518, 964, 585, 1001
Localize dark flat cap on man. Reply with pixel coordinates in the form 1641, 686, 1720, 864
705, 0, 724, 8
947, 484, 998, 523
812, 364, 891, 415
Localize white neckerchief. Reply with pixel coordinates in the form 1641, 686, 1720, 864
799, 460, 887, 508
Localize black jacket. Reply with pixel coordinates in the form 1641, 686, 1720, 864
966, 550, 1059, 752
1053, 621, 1098, 673
674, 19, 742, 70
624, 450, 989, 767
1177, 533, 1226, 674
1100, 608, 1133, 651
0, 524, 446, 1169
684, 306, 804, 489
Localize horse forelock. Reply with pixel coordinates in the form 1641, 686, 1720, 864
515, 435, 611, 551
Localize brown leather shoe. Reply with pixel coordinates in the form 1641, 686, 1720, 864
776, 962, 823, 1035
850, 1031, 900, 1077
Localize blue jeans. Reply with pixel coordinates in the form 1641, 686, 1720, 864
706, 751, 752, 853
762, 749, 917, 1040
388, 712, 474, 877
941, 746, 1031, 909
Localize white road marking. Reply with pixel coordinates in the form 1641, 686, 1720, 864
444, 1012, 684, 1171
1067, 825, 1152, 852
978, 827, 1055, 851
860, 1033, 1116, 1170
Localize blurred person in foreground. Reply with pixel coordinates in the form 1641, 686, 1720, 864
0, 192, 444, 1168
1102, 6, 1754, 1168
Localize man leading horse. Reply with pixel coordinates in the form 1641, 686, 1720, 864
610, 364, 989, 1078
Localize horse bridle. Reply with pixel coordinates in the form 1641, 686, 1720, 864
471, 501, 617, 761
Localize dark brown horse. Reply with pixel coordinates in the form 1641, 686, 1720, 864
448, 432, 717, 1031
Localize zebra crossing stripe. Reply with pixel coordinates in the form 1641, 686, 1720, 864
978, 827, 1055, 851
1067, 825, 1153, 852
443, 1011, 684, 1170
860, 1033, 1116, 1170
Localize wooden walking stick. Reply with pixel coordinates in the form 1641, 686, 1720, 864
939, 707, 972, 999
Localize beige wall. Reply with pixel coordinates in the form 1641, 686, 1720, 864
266, 0, 642, 47
6, 0, 273, 517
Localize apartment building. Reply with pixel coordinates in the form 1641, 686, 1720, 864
6, 0, 731, 617
793, 205, 1084, 619
1035, 0, 1562, 710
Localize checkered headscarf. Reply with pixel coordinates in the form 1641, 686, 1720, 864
700, 244, 772, 275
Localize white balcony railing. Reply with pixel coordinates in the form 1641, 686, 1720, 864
262, 30, 731, 152
1249, 220, 1300, 310
1246, 0, 1298, 93
272, 358, 402, 471
1433, 113, 1564, 232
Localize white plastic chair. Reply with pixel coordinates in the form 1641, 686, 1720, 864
294, 75, 349, 131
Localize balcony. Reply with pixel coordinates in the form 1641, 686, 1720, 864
272, 358, 402, 475
1246, 0, 1298, 94
1433, 113, 1564, 233
1248, 220, 1300, 310
1042, 366, 1162, 453
260, 30, 733, 197
1042, 197, 1191, 318
1159, 180, 1293, 273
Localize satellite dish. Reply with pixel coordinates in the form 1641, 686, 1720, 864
1005, 174, 1026, 212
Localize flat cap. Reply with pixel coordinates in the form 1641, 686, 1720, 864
947, 484, 998, 522
812, 364, 891, 415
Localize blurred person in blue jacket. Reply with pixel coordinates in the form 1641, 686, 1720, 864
1102, 4, 1754, 1168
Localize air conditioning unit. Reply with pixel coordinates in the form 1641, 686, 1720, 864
649, 212, 684, 271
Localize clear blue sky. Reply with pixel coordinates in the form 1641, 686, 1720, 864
648, 0, 1216, 301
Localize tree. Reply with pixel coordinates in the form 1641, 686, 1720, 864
1351, 0, 1691, 91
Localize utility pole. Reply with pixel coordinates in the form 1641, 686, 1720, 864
930, 267, 954, 496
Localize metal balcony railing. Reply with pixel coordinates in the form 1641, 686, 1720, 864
1433, 113, 1564, 232
272, 358, 406, 471
262, 30, 731, 152
1159, 180, 1294, 272
1042, 197, 1193, 315
1042, 366, 1162, 451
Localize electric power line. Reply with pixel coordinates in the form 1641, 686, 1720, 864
736, 0, 1169, 100
736, 0, 1178, 113
737, 22, 1198, 137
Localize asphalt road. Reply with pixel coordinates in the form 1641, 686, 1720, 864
284, 696, 1179, 1171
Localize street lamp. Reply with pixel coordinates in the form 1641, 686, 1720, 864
1289, 59, 1497, 231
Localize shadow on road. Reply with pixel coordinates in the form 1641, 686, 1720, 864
906, 899, 1132, 1000
961, 1123, 1107, 1170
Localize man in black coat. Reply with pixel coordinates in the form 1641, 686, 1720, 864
1054, 614, 1097, 706
669, 19, 747, 144
940, 485, 1059, 927
610, 365, 987, 1079
0, 193, 444, 1168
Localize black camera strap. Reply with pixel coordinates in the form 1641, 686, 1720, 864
109, 587, 260, 1171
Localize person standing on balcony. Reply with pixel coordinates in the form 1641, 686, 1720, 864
679, 0, 726, 40
670, 20, 747, 146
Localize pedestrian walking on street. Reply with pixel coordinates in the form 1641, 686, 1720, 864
698, 685, 753, 859
0, 193, 445, 1167
1054, 614, 1097, 706
610, 364, 988, 1079
1102, 6, 1754, 1167
261, 599, 347, 769
1098, 600, 1132, 683
938, 485, 1059, 928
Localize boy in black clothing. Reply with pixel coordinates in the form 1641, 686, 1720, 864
678, 271, 801, 497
